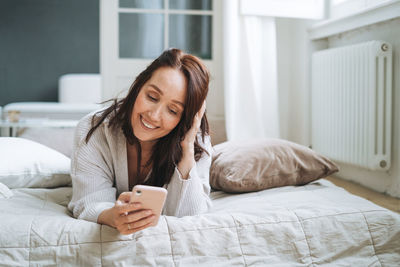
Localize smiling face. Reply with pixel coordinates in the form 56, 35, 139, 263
131, 67, 187, 147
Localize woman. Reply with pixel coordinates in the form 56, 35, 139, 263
68, 49, 212, 235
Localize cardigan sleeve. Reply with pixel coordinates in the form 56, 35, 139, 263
163, 134, 213, 217
67, 115, 116, 223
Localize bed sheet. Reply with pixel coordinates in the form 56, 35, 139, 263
0, 179, 399, 266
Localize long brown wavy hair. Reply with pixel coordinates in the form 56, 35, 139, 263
85, 48, 210, 187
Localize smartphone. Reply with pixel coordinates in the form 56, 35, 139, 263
130, 185, 168, 227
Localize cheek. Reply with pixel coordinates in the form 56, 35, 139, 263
163, 115, 182, 131
132, 95, 146, 116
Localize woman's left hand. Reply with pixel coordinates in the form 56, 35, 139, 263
177, 101, 206, 179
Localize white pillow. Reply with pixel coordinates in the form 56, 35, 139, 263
0, 137, 71, 188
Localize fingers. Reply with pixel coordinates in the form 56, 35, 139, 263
180, 100, 206, 151
115, 193, 142, 215
121, 209, 153, 224
124, 221, 155, 235
191, 101, 207, 134
128, 214, 155, 230
115, 201, 141, 215
193, 101, 206, 128
120, 214, 156, 235
117, 192, 132, 203
198, 100, 206, 119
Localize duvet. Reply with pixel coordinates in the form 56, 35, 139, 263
0, 179, 399, 266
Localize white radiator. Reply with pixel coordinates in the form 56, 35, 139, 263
311, 40, 392, 171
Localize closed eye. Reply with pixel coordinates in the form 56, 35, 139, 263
169, 108, 178, 115
147, 94, 157, 102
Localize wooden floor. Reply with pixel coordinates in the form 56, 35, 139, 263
325, 176, 400, 213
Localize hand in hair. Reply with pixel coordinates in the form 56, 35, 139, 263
97, 192, 156, 235
177, 101, 206, 179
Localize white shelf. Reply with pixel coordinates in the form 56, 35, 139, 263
308, 0, 400, 40
0, 119, 79, 137
0, 119, 78, 128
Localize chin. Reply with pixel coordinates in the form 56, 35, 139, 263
134, 132, 154, 142
134, 130, 162, 144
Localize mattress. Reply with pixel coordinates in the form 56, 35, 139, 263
0, 179, 399, 266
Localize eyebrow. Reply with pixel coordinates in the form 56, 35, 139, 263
149, 84, 185, 108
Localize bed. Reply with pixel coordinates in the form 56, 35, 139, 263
1, 138, 399, 266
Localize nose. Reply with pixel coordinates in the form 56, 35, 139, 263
148, 104, 162, 122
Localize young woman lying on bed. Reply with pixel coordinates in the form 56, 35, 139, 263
68, 49, 212, 235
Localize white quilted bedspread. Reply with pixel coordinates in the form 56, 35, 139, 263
1, 179, 399, 266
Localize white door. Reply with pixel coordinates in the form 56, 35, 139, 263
100, 0, 223, 118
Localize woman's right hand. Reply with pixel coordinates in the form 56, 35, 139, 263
98, 192, 156, 235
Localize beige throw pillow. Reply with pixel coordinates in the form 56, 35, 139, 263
210, 139, 339, 193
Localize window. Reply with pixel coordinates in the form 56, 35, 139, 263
118, 0, 212, 59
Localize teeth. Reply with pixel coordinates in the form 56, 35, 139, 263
141, 117, 156, 129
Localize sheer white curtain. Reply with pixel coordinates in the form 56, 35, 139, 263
223, 0, 280, 141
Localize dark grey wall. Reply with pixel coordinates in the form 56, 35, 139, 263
0, 0, 99, 106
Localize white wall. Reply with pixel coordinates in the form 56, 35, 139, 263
220, 12, 400, 197
324, 18, 400, 198
275, 16, 400, 198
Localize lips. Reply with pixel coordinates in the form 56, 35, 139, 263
140, 115, 158, 130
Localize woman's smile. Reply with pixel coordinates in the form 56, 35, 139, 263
140, 115, 158, 130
